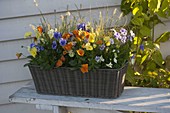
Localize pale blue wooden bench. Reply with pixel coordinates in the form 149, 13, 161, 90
9, 82, 170, 113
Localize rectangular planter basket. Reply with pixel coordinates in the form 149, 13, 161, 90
28, 64, 128, 98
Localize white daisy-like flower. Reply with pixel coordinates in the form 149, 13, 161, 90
100, 55, 105, 62
47, 29, 54, 39
106, 62, 113, 68
114, 58, 117, 63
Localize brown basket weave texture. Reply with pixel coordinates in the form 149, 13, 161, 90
28, 64, 128, 98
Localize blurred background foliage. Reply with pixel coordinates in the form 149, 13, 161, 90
121, 0, 170, 88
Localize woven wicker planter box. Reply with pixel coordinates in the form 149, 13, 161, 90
28, 63, 128, 98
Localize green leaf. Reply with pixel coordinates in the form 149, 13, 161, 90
142, 13, 150, 20
141, 54, 149, 65
161, 0, 169, 12
148, 0, 161, 13
157, 10, 168, 18
69, 60, 78, 67
126, 65, 136, 85
152, 50, 164, 67
146, 61, 156, 70
139, 25, 151, 36
155, 32, 170, 43
24, 32, 32, 38
120, 0, 131, 15
131, 17, 144, 26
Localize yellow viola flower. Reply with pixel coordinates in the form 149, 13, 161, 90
104, 36, 110, 42
85, 43, 93, 51
106, 41, 111, 46
89, 33, 96, 43
29, 47, 37, 58
93, 44, 97, 48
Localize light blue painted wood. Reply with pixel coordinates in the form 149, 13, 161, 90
9, 86, 170, 113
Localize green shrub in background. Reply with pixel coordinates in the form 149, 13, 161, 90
121, 0, 170, 88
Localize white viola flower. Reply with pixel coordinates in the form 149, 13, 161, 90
110, 28, 116, 33
68, 50, 75, 57
114, 53, 118, 58
106, 62, 113, 68
130, 30, 135, 38
112, 49, 116, 52
66, 12, 71, 16
48, 29, 54, 39
54, 28, 58, 32
29, 24, 36, 30
114, 58, 117, 63
100, 55, 105, 62
95, 55, 105, 63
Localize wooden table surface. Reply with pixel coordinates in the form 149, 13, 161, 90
9, 84, 170, 113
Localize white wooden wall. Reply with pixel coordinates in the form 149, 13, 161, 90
0, 0, 169, 113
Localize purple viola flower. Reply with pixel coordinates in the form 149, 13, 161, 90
127, 35, 133, 42
121, 36, 127, 43
35, 45, 40, 52
52, 41, 57, 49
100, 44, 105, 51
95, 56, 100, 62
40, 46, 44, 51
110, 38, 114, 44
30, 43, 35, 48
54, 32, 62, 40
114, 32, 121, 40
84, 38, 88, 43
77, 23, 86, 31
140, 44, 144, 51
35, 45, 44, 52
59, 38, 67, 46
86, 29, 91, 32
120, 28, 127, 36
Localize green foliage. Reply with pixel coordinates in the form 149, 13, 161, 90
121, 0, 170, 88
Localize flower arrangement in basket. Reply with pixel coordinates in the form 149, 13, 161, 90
16, 2, 135, 98
17, 12, 135, 73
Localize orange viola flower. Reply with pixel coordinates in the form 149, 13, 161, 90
96, 40, 103, 45
56, 59, 63, 67
85, 32, 90, 39
73, 30, 81, 41
76, 49, 84, 56
60, 55, 65, 62
63, 51, 67, 55
73, 30, 79, 37
37, 26, 43, 34
62, 33, 72, 39
64, 43, 73, 51
80, 64, 88, 73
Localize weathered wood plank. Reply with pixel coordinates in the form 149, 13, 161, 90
0, 80, 31, 105
0, 6, 122, 42
0, 103, 52, 113
0, 59, 31, 84
0, 0, 121, 19
9, 86, 170, 113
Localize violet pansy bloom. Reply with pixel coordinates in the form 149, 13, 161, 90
77, 23, 86, 31
54, 32, 62, 40
59, 38, 67, 46
52, 41, 57, 49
